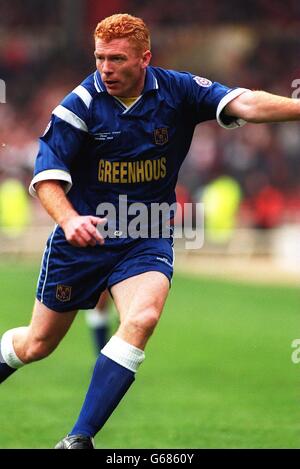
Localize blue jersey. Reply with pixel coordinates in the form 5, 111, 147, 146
30, 67, 247, 244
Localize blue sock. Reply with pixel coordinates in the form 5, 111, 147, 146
0, 341, 17, 383
92, 325, 108, 354
0, 362, 17, 383
70, 353, 135, 437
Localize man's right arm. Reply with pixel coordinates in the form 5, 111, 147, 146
36, 180, 106, 247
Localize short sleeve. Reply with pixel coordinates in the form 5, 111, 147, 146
29, 88, 92, 197
183, 72, 249, 129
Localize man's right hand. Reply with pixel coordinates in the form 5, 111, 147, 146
35, 180, 107, 247
61, 215, 107, 247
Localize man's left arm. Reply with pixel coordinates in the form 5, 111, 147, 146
224, 90, 300, 123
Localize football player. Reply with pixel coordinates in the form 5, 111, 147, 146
1, 13, 300, 449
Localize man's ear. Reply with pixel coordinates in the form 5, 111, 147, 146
142, 50, 152, 68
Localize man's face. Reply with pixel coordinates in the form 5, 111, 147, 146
95, 38, 151, 98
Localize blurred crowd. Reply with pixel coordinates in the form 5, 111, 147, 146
129, 0, 300, 26
1, 0, 300, 234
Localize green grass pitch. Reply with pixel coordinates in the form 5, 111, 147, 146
0, 261, 299, 448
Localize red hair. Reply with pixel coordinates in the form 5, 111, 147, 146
94, 13, 151, 52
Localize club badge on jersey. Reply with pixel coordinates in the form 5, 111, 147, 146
30, 66, 247, 245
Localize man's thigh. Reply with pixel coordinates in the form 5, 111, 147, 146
28, 299, 78, 343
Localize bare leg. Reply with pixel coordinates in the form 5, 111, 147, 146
111, 271, 170, 349
65, 271, 170, 442
96, 290, 110, 311
13, 299, 77, 363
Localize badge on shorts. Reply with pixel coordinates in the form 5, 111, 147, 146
56, 284, 72, 302
154, 127, 168, 145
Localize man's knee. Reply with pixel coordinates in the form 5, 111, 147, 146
19, 300, 77, 363
21, 335, 58, 363
124, 307, 161, 338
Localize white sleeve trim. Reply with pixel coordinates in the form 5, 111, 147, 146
217, 87, 250, 129
29, 169, 72, 197
52, 104, 88, 132
72, 85, 93, 109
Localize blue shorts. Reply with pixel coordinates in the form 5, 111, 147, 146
36, 226, 174, 312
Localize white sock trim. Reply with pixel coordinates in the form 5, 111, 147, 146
1, 328, 25, 369
85, 309, 109, 328
101, 335, 145, 373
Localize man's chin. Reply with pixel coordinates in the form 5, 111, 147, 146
107, 90, 126, 98
106, 89, 122, 97
105, 83, 122, 96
